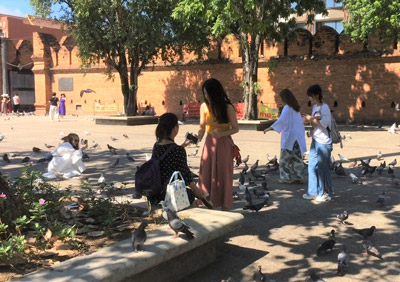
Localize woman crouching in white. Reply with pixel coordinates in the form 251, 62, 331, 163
43, 133, 88, 179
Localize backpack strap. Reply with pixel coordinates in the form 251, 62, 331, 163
152, 143, 178, 161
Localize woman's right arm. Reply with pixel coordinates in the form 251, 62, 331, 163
197, 103, 207, 142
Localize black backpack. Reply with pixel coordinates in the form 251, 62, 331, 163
135, 143, 177, 198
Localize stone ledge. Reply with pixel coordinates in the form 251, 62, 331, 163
95, 116, 159, 126
14, 208, 244, 282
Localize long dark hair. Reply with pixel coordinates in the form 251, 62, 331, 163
61, 133, 79, 150
280, 89, 300, 112
307, 84, 323, 103
202, 78, 232, 124
156, 113, 178, 142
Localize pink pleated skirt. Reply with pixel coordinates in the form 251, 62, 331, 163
199, 134, 233, 209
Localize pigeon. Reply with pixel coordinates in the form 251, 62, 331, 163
80, 139, 88, 146
361, 164, 376, 176
362, 240, 383, 259
252, 265, 266, 282
388, 123, 396, 134
261, 181, 268, 190
242, 155, 249, 165
248, 177, 257, 187
352, 226, 376, 239
59, 132, 65, 137
91, 142, 99, 149
123, 134, 129, 139
338, 154, 349, 162
80, 88, 96, 98
107, 144, 117, 154
388, 166, 394, 175
360, 158, 371, 167
269, 161, 279, 172
0, 134, 5, 141
84, 131, 91, 135
82, 152, 90, 160
388, 159, 397, 167
391, 174, 400, 185
253, 189, 266, 198
242, 163, 249, 174
336, 210, 348, 224
159, 201, 169, 220
376, 151, 382, 160
316, 230, 336, 256
21, 157, 30, 163
45, 144, 55, 149
245, 187, 253, 205
32, 147, 41, 153
109, 158, 120, 168
239, 172, 245, 185
3, 153, 10, 163
251, 169, 266, 180
376, 191, 385, 207
250, 160, 259, 171
126, 153, 136, 162
306, 270, 325, 282
145, 154, 151, 161
166, 208, 194, 239
349, 173, 362, 184
377, 161, 386, 175
188, 149, 199, 157
335, 163, 346, 176
348, 160, 357, 168
97, 173, 105, 185
336, 245, 349, 276
131, 222, 147, 251
266, 155, 277, 165
110, 136, 118, 142
243, 195, 269, 214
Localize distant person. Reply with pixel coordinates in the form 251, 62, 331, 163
302, 84, 333, 202
43, 133, 88, 179
197, 78, 239, 211
264, 89, 307, 183
13, 93, 20, 113
49, 92, 59, 120
142, 105, 155, 116
59, 93, 66, 117
1, 94, 10, 115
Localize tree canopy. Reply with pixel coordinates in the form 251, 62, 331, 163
31, 0, 208, 116
173, 0, 326, 119
342, 0, 400, 42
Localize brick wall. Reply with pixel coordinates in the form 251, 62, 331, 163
31, 29, 400, 123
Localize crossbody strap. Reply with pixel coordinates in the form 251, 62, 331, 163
152, 143, 178, 161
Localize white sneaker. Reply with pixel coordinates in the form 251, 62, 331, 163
303, 194, 315, 200
316, 194, 331, 202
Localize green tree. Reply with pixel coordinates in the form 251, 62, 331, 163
342, 0, 400, 44
31, 0, 208, 116
173, 0, 326, 119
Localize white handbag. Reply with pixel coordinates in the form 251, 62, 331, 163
164, 171, 190, 212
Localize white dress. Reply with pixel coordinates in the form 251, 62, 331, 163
43, 142, 86, 179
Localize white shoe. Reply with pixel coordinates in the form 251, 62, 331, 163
302, 194, 315, 200
316, 194, 331, 202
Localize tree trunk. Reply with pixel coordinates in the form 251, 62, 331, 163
0, 177, 27, 233
242, 33, 261, 120
117, 54, 130, 116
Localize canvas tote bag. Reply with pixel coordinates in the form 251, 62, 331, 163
164, 171, 190, 212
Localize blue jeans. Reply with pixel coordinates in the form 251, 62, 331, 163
307, 140, 333, 196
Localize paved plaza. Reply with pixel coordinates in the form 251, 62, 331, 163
1, 115, 400, 281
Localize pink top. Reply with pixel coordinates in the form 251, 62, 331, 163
13, 96, 20, 105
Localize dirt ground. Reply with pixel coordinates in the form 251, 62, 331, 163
1, 115, 400, 282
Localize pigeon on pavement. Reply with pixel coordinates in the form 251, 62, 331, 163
388, 159, 397, 167
335, 162, 346, 176
242, 163, 249, 174
336, 245, 349, 276
245, 187, 253, 205
253, 189, 266, 198
132, 221, 147, 251
110, 136, 118, 141
306, 270, 325, 282
250, 160, 259, 171
166, 208, 194, 239
352, 226, 376, 239
188, 149, 199, 157
243, 195, 269, 214
252, 265, 266, 282
316, 230, 335, 256
241, 155, 249, 165
32, 147, 41, 153
0, 134, 5, 141
21, 157, 30, 163
97, 173, 105, 185
349, 173, 362, 184
338, 154, 349, 162
362, 240, 383, 259
123, 134, 129, 139
107, 144, 117, 154
2, 153, 10, 163
109, 158, 120, 168
376, 192, 386, 207
45, 144, 55, 149
126, 153, 136, 162
239, 172, 245, 186
336, 210, 348, 224
377, 161, 386, 175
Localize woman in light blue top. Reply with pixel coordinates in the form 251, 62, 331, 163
264, 89, 307, 183
302, 84, 333, 202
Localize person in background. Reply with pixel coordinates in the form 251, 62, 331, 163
302, 84, 333, 202
264, 89, 307, 183
59, 93, 66, 117
13, 93, 20, 113
142, 105, 156, 116
197, 78, 239, 211
43, 133, 87, 179
1, 94, 10, 115
49, 92, 59, 120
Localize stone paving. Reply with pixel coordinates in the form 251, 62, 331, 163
1, 115, 400, 281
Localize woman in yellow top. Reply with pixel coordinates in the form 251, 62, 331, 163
197, 78, 239, 211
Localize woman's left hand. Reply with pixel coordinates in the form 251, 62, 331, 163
181, 139, 191, 148
212, 129, 223, 139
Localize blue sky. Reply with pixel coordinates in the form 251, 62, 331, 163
0, 0, 35, 17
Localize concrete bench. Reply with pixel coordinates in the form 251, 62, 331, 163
95, 116, 159, 126
14, 208, 243, 282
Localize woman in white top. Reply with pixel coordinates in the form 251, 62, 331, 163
302, 84, 333, 202
264, 89, 307, 183
43, 133, 87, 179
